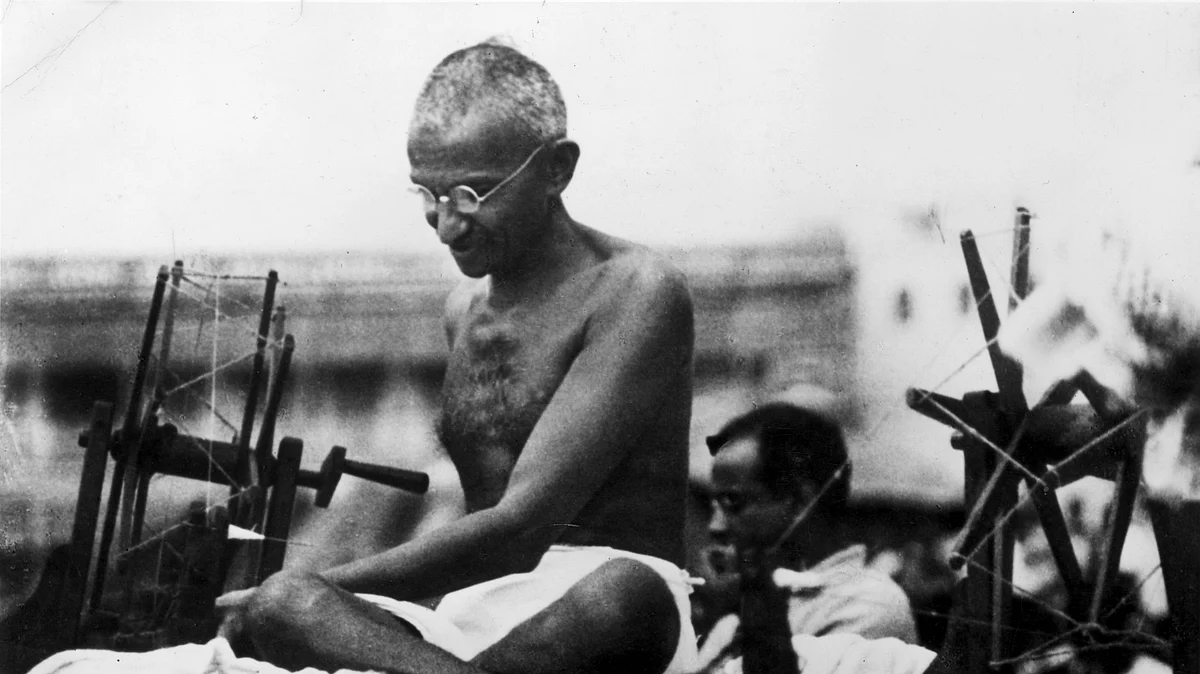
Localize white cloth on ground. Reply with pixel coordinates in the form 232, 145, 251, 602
26, 637, 380, 674
356, 544, 699, 673
705, 633, 935, 674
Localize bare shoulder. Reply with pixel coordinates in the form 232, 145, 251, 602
582, 227, 693, 319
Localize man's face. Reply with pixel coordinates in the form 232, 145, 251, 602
407, 111, 550, 279
707, 435, 799, 573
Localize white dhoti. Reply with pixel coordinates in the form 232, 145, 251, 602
356, 544, 699, 674
28, 546, 698, 674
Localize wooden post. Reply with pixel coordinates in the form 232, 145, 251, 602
259, 437, 304, 582
1148, 499, 1200, 674
231, 270, 279, 526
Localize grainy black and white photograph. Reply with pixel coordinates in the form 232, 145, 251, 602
2, 2, 1199, 674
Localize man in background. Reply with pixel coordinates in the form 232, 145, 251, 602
694, 401, 918, 671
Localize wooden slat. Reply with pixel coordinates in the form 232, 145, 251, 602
70, 402, 114, 637
960, 230, 1027, 414
1148, 499, 1200, 674
259, 437, 303, 582
1024, 476, 1087, 604
906, 388, 974, 429
1088, 452, 1141, 623
231, 271, 279, 528
1009, 208, 1032, 312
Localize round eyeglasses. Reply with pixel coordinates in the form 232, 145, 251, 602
409, 144, 546, 216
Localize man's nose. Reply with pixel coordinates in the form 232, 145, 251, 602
708, 506, 730, 543
435, 203, 471, 246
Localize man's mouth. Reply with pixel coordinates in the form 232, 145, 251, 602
708, 546, 736, 575
448, 233, 486, 256
449, 241, 480, 261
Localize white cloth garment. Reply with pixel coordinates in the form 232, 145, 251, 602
357, 544, 700, 673
27, 545, 698, 674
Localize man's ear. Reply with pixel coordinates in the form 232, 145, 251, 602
545, 139, 580, 198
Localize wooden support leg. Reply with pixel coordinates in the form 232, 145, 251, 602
1088, 451, 1142, 624
167, 504, 231, 646
250, 334, 295, 531
1024, 476, 1087, 610
219, 487, 263, 595
259, 437, 303, 583
69, 403, 115, 640
0, 403, 114, 672
231, 271, 279, 527
962, 438, 1016, 674
91, 455, 129, 618
1148, 499, 1200, 674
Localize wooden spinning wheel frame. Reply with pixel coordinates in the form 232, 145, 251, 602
1, 262, 429, 673
906, 210, 1200, 674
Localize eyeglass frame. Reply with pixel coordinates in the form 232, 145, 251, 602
408, 142, 550, 216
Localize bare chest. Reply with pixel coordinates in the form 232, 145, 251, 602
438, 304, 585, 509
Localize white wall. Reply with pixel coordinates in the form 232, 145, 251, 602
4, 2, 1198, 260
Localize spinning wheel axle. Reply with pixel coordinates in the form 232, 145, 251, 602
76, 427, 429, 505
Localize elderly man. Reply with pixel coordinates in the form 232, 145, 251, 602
217, 41, 697, 674
694, 402, 918, 672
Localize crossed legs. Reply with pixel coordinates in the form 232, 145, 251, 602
230, 558, 682, 674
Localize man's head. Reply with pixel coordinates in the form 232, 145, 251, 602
705, 403, 851, 567
407, 42, 579, 278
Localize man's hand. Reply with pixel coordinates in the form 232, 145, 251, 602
215, 587, 257, 651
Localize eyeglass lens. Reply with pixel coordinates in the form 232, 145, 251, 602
416, 186, 483, 215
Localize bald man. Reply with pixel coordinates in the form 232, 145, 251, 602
217, 41, 698, 674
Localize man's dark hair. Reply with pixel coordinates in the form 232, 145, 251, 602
706, 402, 851, 516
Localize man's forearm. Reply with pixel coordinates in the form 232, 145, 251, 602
320, 504, 546, 599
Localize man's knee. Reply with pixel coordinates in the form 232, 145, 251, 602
476, 558, 682, 674
538, 558, 681, 672
580, 558, 680, 638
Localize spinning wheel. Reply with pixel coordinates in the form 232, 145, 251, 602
1, 262, 430, 673
905, 211, 1199, 674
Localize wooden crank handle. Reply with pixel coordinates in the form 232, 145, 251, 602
297, 446, 430, 508
341, 455, 430, 496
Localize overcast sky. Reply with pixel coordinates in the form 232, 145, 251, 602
3, 2, 1199, 260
